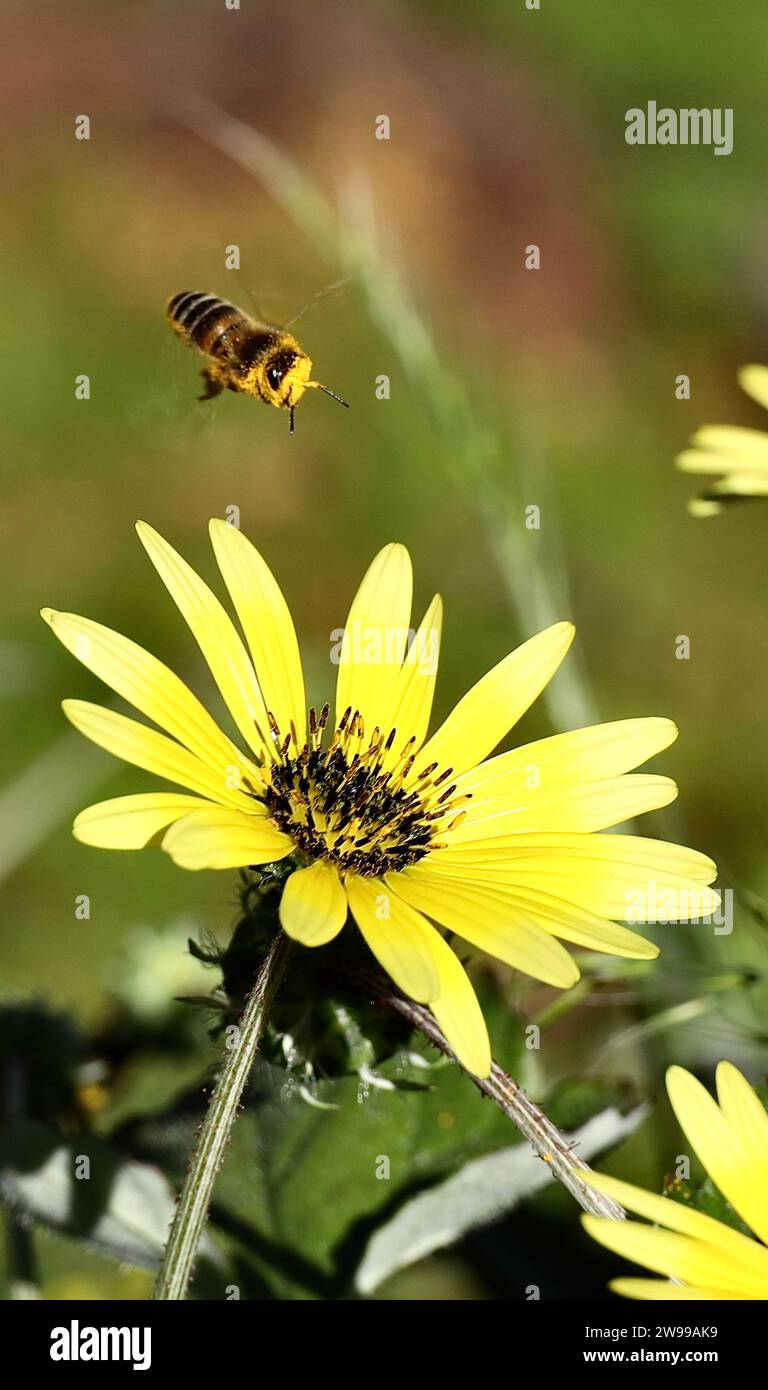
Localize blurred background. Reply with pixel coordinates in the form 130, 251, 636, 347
2, 0, 768, 1299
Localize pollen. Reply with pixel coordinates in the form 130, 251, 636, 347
260, 704, 471, 877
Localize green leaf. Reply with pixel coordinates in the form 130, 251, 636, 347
209, 1051, 518, 1298
664, 1173, 752, 1237
544, 1076, 636, 1132
203, 982, 524, 1298
354, 1103, 647, 1294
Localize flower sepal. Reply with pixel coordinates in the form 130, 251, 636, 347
190, 866, 415, 1084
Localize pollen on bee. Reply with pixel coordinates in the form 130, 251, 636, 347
166, 290, 348, 427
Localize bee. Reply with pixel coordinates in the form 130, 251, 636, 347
166, 290, 349, 434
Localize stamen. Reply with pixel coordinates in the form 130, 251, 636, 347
261, 709, 462, 876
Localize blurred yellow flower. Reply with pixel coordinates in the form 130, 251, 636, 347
677, 365, 768, 516
582, 1062, 768, 1299
43, 522, 718, 1078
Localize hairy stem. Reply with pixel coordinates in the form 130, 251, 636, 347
352, 966, 625, 1221
154, 931, 293, 1300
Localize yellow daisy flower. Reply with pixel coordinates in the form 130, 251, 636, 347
677, 364, 768, 516
582, 1063, 768, 1300
42, 521, 718, 1078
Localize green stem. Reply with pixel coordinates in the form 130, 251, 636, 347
347, 964, 625, 1222
153, 930, 292, 1300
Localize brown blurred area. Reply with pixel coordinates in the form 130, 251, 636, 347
2, 0, 768, 1303
3, 1, 619, 351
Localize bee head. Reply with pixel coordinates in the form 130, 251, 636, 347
263, 347, 313, 410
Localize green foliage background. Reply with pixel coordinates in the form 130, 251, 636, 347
1, 0, 767, 1298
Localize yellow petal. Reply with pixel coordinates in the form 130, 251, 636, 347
578, 1168, 768, 1262
676, 448, 733, 475
278, 862, 348, 946
511, 896, 658, 960
667, 1066, 768, 1246
427, 940, 491, 1078
62, 700, 256, 808
74, 793, 209, 848
705, 471, 768, 496
334, 544, 413, 737
345, 875, 440, 1003
739, 363, 768, 412
448, 774, 678, 841
426, 833, 716, 882
410, 622, 574, 781
687, 498, 723, 518
136, 521, 270, 759
379, 594, 443, 767
581, 1217, 768, 1298
455, 718, 678, 799
715, 1061, 768, 1169
692, 424, 768, 465
389, 870, 580, 988
41, 608, 254, 780
445, 882, 660, 960
609, 1278, 741, 1300
209, 519, 306, 753
422, 834, 718, 922
346, 879, 490, 1074
162, 806, 292, 869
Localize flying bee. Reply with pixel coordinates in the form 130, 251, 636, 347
166, 290, 349, 434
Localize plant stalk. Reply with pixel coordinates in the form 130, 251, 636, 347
352, 965, 625, 1221
153, 930, 292, 1300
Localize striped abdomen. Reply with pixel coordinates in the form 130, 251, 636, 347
166, 291, 278, 373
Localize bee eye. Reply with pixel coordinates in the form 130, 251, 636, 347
267, 364, 283, 390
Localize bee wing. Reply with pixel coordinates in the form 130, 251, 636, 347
283, 276, 356, 331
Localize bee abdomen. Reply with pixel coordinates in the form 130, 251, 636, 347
167, 291, 216, 331
167, 292, 246, 358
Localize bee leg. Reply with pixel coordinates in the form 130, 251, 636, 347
197, 366, 224, 401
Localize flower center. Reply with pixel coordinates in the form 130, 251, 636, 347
260, 704, 470, 877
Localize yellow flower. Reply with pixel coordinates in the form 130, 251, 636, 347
582, 1063, 768, 1299
42, 522, 718, 1078
677, 365, 768, 515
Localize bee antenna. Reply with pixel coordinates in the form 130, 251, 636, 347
308, 381, 350, 409
289, 405, 296, 435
